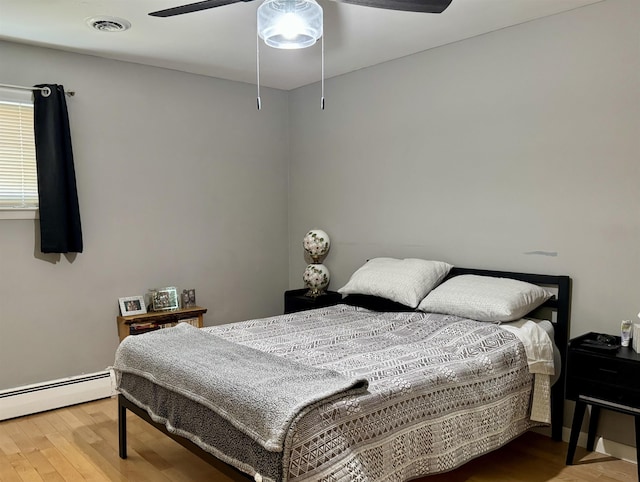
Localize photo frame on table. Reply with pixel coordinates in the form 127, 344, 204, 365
182, 288, 196, 308
151, 287, 179, 311
119, 296, 147, 316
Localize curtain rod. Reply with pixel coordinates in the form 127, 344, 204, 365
0, 83, 75, 97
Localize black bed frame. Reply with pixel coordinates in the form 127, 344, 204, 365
118, 267, 571, 479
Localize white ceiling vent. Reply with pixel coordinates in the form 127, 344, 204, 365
87, 16, 131, 32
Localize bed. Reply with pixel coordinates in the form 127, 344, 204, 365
114, 264, 571, 482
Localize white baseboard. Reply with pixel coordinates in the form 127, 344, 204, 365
0, 370, 116, 421
561, 426, 637, 465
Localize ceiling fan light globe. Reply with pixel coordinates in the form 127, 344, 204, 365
262, 30, 317, 49
258, 0, 323, 50
280, 12, 305, 39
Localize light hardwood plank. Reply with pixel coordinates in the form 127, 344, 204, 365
39, 445, 87, 482
7, 452, 44, 482
0, 428, 21, 456
0, 454, 24, 482
44, 431, 111, 482
20, 448, 62, 482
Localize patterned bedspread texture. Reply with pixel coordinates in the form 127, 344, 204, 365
117, 305, 544, 482
114, 323, 368, 451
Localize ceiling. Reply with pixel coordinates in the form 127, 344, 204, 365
0, 0, 602, 91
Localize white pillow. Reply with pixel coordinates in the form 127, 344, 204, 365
417, 274, 553, 322
338, 258, 453, 308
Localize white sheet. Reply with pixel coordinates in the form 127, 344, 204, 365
498, 318, 555, 424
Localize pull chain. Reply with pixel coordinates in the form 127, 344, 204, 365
256, 28, 262, 111
321, 33, 325, 110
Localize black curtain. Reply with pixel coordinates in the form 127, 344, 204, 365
33, 84, 83, 253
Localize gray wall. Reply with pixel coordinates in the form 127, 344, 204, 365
0, 41, 290, 389
289, 0, 639, 334
288, 0, 639, 442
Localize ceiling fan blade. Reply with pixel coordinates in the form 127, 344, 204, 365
149, 0, 251, 17
336, 0, 452, 13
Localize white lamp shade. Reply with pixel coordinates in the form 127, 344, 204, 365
303, 263, 330, 296
303, 229, 330, 261
258, 0, 323, 50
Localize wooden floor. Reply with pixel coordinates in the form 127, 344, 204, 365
0, 397, 636, 481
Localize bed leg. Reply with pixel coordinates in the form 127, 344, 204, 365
118, 394, 128, 459
551, 376, 564, 441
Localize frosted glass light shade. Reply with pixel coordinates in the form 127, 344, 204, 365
258, 0, 323, 50
303, 229, 330, 262
303, 263, 330, 297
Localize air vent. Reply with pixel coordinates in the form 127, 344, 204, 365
87, 16, 131, 32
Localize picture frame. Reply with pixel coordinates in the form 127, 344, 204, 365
182, 288, 196, 308
151, 287, 179, 311
119, 295, 147, 316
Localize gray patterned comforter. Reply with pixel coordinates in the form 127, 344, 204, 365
118, 304, 539, 481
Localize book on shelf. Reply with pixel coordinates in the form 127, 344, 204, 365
129, 321, 178, 335
179, 317, 199, 327
129, 325, 160, 335
130, 322, 154, 330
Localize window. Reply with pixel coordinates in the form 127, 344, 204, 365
0, 89, 38, 219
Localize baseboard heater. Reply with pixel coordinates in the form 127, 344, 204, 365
0, 370, 116, 421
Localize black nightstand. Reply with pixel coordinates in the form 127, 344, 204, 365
284, 289, 342, 314
566, 332, 640, 479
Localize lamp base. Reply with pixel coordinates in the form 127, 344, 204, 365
303, 263, 330, 299
305, 288, 327, 298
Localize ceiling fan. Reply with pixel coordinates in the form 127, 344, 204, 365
149, 0, 453, 18
147, 0, 453, 110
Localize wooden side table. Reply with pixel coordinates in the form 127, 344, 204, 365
284, 289, 342, 314
116, 306, 207, 341
565, 332, 640, 480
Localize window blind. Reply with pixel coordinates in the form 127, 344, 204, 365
0, 99, 38, 209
